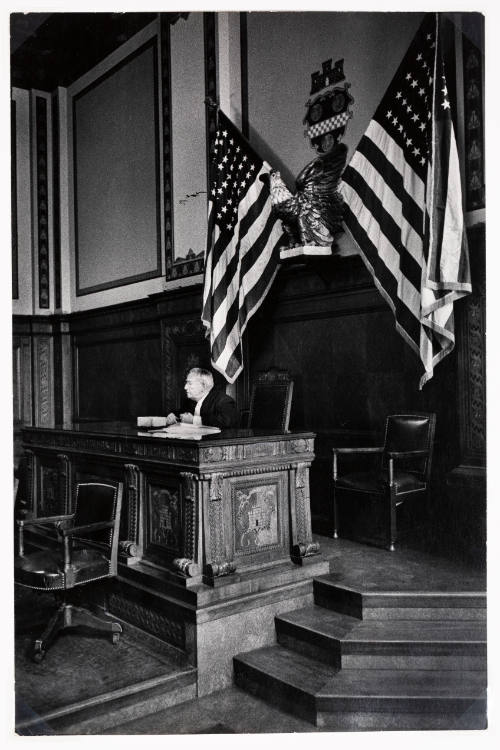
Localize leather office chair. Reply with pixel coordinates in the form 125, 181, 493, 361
15, 481, 123, 661
332, 414, 436, 551
248, 368, 294, 432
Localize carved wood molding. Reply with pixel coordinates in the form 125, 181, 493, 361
108, 591, 185, 649
457, 225, 486, 468
34, 337, 54, 428
35, 95, 50, 309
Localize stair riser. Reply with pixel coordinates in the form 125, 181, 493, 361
277, 628, 486, 668
277, 631, 341, 667
233, 661, 316, 725
362, 608, 487, 621
315, 695, 487, 715
342, 654, 486, 670
316, 707, 487, 731
314, 590, 485, 622
313, 582, 486, 621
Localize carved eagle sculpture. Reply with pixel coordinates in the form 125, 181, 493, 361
268, 142, 348, 249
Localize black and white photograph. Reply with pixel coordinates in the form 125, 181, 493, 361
6, 1, 491, 741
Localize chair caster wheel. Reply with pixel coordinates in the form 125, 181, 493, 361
32, 649, 45, 663
112, 633, 120, 645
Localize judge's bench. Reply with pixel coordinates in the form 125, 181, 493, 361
18, 421, 328, 694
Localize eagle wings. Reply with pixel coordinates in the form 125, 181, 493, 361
269, 142, 348, 249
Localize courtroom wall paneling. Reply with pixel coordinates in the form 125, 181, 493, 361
74, 328, 162, 423
246, 257, 461, 532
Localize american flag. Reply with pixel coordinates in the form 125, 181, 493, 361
340, 13, 471, 388
201, 110, 284, 383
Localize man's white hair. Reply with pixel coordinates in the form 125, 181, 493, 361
188, 367, 214, 391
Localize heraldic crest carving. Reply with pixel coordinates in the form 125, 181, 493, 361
268, 57, 354, 259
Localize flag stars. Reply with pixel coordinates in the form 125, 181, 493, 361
413, 147, 420, 156
418, 88, 425, 96
406, 137, 413, 147
386, 110, 393, 119
411, 79, 418, 88
398, 124, 403, 132
441, 99, 451, 110
396, 91, 402, 99
392, 117, 398, 126
419, 122, 426, 132
420, 156, 426, 166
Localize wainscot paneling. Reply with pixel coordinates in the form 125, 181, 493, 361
247, 253, 463, 539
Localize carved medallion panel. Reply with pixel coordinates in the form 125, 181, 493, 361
228, 471, 289, 567
143, 472, 184, 567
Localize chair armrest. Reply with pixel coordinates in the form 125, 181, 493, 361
61, 520, 114, 537
17, 513, 74, 527
332, 447, 384, 454
332, 446, 383, 480
386, 449, 428, 458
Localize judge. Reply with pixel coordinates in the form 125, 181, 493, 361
166, 367, 240, 429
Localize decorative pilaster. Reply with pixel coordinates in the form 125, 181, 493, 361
35, 96, 50, 310
172, 472, 201, 579
204, 472, 237, 583
122, 463, 143, 563
291, 462, 320, 563
56, 453, 70, 514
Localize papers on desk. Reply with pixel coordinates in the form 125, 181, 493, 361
137, 416, 169, 428
138, 422, 221, 440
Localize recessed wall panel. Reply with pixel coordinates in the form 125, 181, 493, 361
170, 12, 207, 270
73, 39, 161, 295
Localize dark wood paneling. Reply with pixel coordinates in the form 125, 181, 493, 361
75, 336, 162, 421
246, 255, 463, 534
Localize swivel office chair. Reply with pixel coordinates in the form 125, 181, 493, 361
15, 481, 123, 661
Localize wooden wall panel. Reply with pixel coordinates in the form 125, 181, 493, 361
75, 335, 162, 422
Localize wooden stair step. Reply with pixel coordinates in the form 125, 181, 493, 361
233, 645, 487, 730
313, 576, 486, 620
276, 605, 486, 663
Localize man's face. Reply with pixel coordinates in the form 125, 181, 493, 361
184, 373, 206, 402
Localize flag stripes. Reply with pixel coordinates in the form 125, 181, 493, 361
202, 111, 284, 382
340, 12, 471, 387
